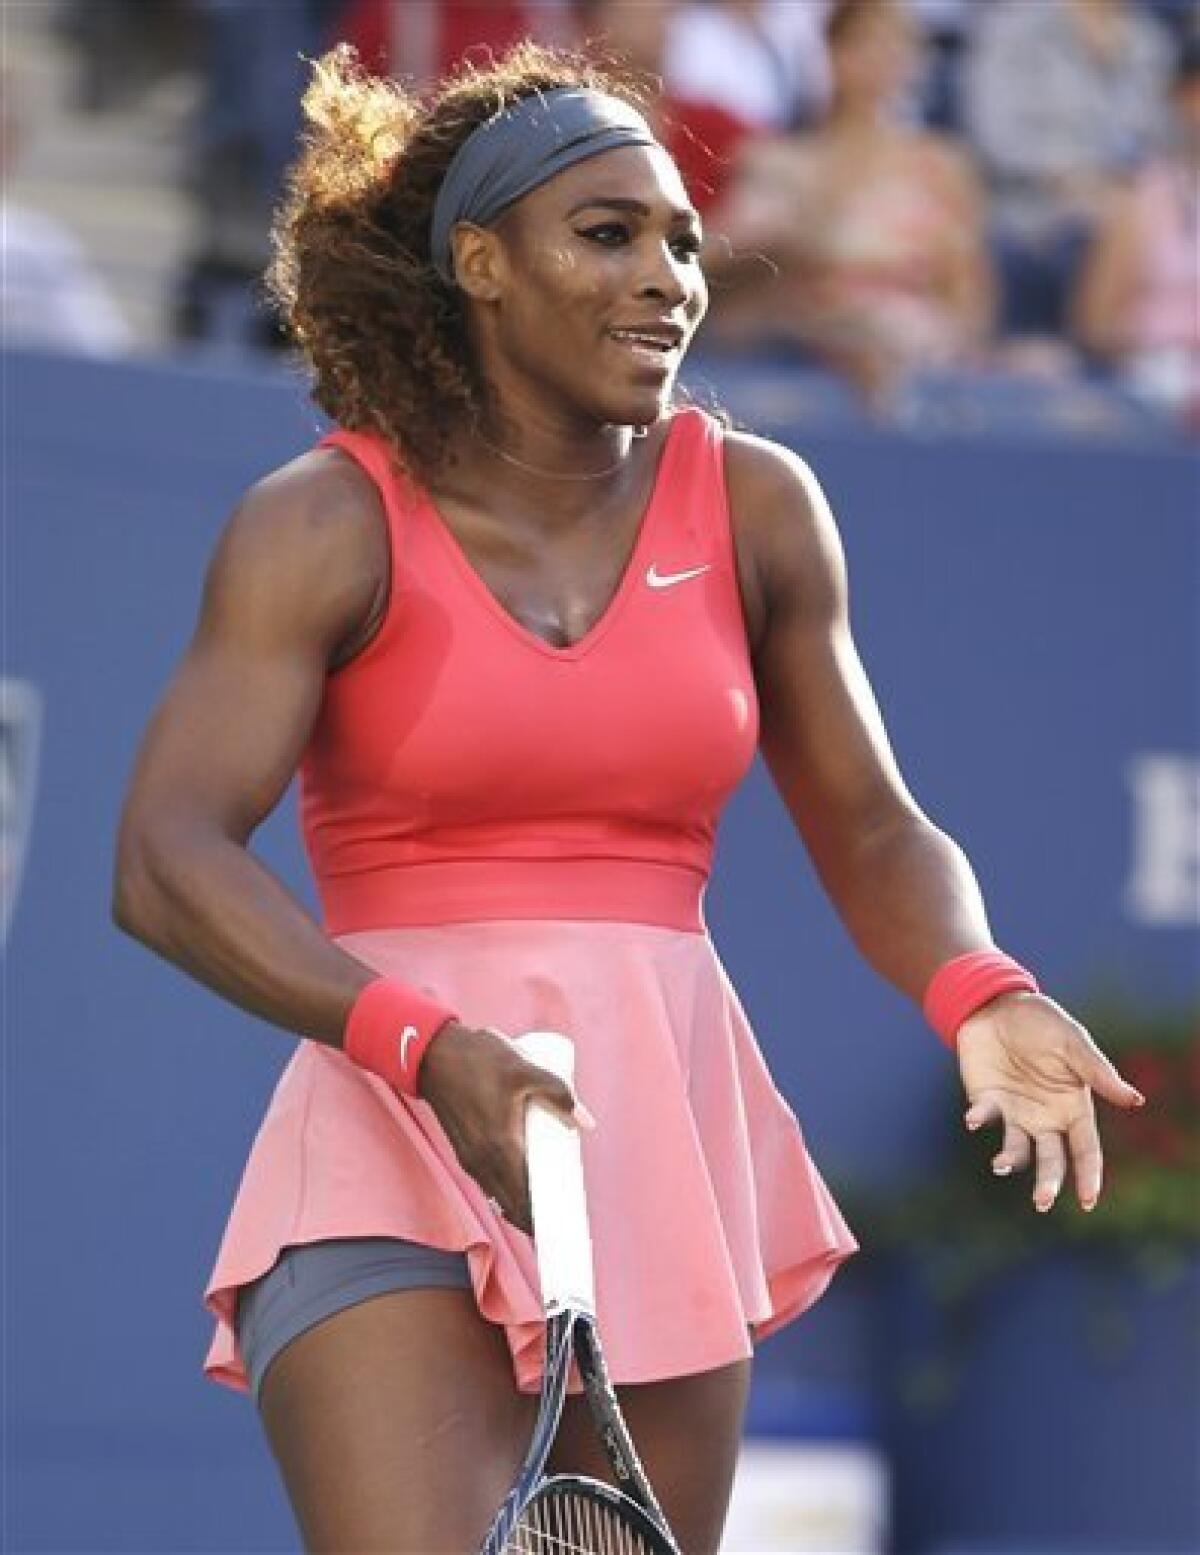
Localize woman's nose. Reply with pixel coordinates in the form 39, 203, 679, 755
636, 244, 691, 308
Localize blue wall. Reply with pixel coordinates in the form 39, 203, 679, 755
5, 350, 1197, 1552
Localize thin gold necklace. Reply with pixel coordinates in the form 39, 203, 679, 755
475, 425, 647, 483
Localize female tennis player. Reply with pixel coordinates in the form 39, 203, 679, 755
113, 43, 1145, 1554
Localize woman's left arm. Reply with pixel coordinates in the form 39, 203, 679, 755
726, 434, 1145, 1214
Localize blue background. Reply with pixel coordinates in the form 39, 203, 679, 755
4, 349, 1197, 1552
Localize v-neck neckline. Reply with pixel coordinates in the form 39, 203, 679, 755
416, 414, 684, 664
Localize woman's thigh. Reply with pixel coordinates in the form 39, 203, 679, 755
548, 1356, 752, 1555
254, 1287, 536, 1553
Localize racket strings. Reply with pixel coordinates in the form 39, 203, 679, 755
506, 1489, 654, 1554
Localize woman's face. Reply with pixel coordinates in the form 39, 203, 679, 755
469, 143, 707, 429
832, 5, 919, 110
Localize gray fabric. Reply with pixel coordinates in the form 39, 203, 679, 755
430, 87, 658, 282
965, 0, 1172, 237
235, 1236, 472, 1402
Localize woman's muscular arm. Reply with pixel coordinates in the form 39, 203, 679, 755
112, 450, 580, 1227
726, 433, 1142, 1214
726, 431, 991, 998
112, 451, 390, 1040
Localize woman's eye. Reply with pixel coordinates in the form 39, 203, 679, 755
580, 223, 630, 247
578, 223, 702, 261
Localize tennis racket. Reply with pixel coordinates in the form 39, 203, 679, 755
479, 1030, 682, 1555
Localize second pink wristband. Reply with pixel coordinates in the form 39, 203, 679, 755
923, 949, 1039, 1048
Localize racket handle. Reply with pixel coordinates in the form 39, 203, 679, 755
515, 1031, 596, 1317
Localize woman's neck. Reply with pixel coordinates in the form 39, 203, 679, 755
824, 99, 893, 141
439, 413, 648, 526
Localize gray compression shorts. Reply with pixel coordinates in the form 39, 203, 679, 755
234, 1236, 473, 1403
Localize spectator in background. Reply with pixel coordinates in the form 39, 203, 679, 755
903, 0, 975, 130
1071, 31, 1200, 421
704, 0, 993, 407
58, 0, 194, 114
336, 1, 571, 83
174, 1, 338, 351
964, 0, 1174, 342
1143, 0, 1200, 48
0, 70, 130, 356
571, 0, 756, 211
667, 0, 833, 129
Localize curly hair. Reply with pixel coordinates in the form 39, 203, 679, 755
268, 42, 645, 484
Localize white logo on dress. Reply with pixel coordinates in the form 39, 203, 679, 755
399, 1025, 420, 1071
646, 562, 712, 590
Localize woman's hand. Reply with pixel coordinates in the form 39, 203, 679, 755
416, 1022, 593, 1234
957, 992, 1146, 1214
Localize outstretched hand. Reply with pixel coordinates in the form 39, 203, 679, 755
956, 992, 1146, 1214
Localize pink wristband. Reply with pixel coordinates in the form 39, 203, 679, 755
923, 949, 1039, 1048
343, 978, 458, 1096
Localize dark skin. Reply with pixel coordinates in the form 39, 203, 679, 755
114, 142, 1143, 1552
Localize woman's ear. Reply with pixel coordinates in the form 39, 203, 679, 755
451, 224, 504, 302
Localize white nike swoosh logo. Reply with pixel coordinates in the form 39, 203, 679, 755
646, 562, 712, 590
398, 1025, 419, 1073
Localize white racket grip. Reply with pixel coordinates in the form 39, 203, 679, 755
515, 1031, 596, 1317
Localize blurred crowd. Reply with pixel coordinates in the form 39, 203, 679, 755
3, 0, 1198, 427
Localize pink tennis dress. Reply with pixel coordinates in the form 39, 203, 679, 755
201, 406, 857, 1396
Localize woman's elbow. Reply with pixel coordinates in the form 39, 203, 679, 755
111, 833, 157, 941
110, 812, 179, 945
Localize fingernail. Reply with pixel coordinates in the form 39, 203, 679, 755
573, 1102, 597, 1132
1131, 1090, 1147, 1107
993, 1162, 1012, 1176
965, 1118, 980, 1131
1081, 1198, 1096, 1213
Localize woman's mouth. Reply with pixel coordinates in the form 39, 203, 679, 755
606, 325, 684, 372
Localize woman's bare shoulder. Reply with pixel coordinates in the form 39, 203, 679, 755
234, 445, 386, 550
907, 129, 983, 194
201, 445, 390, 650
722, 429, 824, 518
720, 430, 841, 646
218, 445, 388, 585
731, 131, 821, 191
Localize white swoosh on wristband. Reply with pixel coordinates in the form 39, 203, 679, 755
399, 1025, 419, 1072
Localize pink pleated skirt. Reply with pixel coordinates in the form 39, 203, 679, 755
202, 919, 858, 1396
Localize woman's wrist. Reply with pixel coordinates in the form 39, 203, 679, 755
923, 949, 1040, 1049
342, 977, 459, 1096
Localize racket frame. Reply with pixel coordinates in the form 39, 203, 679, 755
477, 1034, 681, 1555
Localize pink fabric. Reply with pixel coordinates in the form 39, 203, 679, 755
343, 976, 457, 1095
1131, 163, 1200, 354
923, 949, 1039, 1048
299, 411, 758, 937
201, 404, 857, 1395
319, 856, 709, 935
202, 920, 858, 1395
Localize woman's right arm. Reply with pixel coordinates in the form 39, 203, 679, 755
112, 451, 389, 1041
112, 451, 582, 1227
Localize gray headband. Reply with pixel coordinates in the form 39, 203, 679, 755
430, 87, 658, 283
